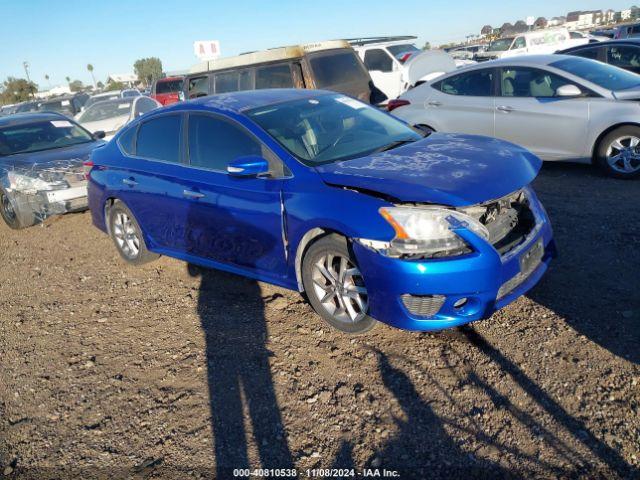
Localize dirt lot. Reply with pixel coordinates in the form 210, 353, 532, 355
0, 163, 638, 479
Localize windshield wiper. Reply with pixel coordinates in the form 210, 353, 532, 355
375, 138, 418, 153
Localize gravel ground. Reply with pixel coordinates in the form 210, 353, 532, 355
0, 162, 638, 479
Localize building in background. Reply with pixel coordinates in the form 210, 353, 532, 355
106, 73, 138, 88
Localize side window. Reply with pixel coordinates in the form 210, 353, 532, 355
501, 67, 573, 98
136, 115, 182, 162
118, 125, 136, 155
363, 49, 393, 72
215, 71, 240, 93
571, 47, 600, 60
188, 114, 262, 171
239, 70, 253, 91
632, 25, 640, 34
607, 46, 640, 72
255, 64, 293, 89
513, 37, 526, 49
188, 76, 210, 99
435, 69, 494, 96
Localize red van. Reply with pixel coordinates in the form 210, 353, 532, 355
151, 76, 184, 105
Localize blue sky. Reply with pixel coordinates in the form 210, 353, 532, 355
0, 0, 631, 88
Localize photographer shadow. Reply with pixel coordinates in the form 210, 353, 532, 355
189, 264, 293, 477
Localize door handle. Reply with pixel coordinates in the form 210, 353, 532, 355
183, 190, 204, 199
427, 100, 442, 107
496, 105, 514, 113
122, 178, 138, 186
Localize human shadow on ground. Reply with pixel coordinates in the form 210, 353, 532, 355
189, 265, 294, 478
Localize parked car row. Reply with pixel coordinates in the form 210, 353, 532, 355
389, 54, 640, 179
3, 31, 639, 334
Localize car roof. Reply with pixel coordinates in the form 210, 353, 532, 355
0, 112, 69, 127
169, 88, 334, 114
559, 38, 640, 53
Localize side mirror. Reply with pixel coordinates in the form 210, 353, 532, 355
556, 84, 582, 97
93, 130, 106, 139
227, 155, 269, 178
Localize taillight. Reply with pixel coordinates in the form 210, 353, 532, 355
387, 99, 411, 112
83, 160, 94, 180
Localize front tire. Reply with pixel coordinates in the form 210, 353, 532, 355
595, 126, 640, 179
107, 200, 159, 265
302, 234, 376, 334
0, 190, 36, 229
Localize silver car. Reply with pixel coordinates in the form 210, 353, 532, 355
391, 55, 640, 178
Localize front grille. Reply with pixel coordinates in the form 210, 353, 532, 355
459, 189, 536, 256
401, 294, 445, 318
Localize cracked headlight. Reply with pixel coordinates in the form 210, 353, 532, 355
378, 206, 490, 258
7, 172, 55, 193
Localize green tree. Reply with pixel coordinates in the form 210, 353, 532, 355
96, 80, 104, 90
104, 81, 124, 92
0, 77, 38, 104
87, 64, 96, 88
44, 74, 50, 86
422, 41, 431, 50
133, 57, 163, 86
69, 79, 84, 92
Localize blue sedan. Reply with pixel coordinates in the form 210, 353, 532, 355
87, 89, 555, 333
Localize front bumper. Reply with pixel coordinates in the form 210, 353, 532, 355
353, 193, 555, 331
7, 185, 88, 223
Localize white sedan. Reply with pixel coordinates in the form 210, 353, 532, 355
76, 96, 161, 140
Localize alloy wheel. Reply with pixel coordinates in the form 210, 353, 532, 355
311, 253, 368, 324
113, 211, 140, 259
606, 135, 640, 174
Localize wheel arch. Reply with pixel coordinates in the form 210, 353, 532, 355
294, 227, 352, 292
591, 122, 640, 162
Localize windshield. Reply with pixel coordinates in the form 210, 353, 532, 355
246, 94, 422, 165
122, 90, 140, 98
37, 99, 75, 116
0, 119, 93, 156
387, 44, 421, 63
551, 57, 640, 91
487, 38, 514, 52
85, 94, 120, 109
156, 79, 183, 94
78, 100, 132, 123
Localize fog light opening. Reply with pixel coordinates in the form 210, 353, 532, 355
453, 298, 468, 309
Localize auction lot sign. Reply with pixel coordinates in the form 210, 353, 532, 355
194, 40, 221, 60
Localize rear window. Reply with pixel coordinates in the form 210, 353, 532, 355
255, 64, 293, 89
155, 79, 183, 95
310, 51, 367, 88
215, 71, 240, 93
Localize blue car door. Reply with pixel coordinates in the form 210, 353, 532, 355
172, 112, 289, 280
112, 112, 192, 249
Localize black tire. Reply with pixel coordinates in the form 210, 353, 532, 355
107, 200, 159, 265
302, 234, 376, 334
594, 126, 640, 179
0, 190, 36, 229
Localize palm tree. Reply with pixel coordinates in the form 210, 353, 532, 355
65, 76, 70, 87
44, 74, 51, 88
87, 64, 96, 89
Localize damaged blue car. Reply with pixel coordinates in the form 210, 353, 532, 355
87, 89, 555, 333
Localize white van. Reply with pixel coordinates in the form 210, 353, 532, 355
475, 28, 573, 62
348, 36, 457, 101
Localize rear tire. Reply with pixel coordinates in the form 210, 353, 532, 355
594, 126, 640, 179
107, 200, 159, 265
302, 234, 376, 334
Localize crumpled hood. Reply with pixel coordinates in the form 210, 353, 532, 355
315, 133, 541, 206
0, 141, 103, 173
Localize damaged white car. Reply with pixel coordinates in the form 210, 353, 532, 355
0, 112, 105, 229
